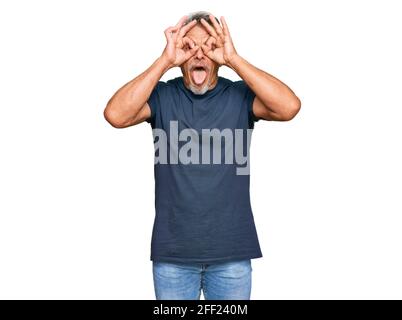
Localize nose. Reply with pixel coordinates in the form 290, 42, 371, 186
195, 46, 204, 59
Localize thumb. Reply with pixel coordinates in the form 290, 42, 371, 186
185, 45, 199, 60
201, 44, 214, 60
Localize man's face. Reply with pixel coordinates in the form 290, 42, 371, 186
181, 23, 219, 95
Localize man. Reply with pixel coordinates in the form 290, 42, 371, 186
104, 11, 301, 300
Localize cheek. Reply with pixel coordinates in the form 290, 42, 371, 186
181, 64, 190, 74
208, 62, 217, 73
205, 59, 217, 70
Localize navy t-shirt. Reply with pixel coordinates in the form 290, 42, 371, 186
146, 76, 262, 264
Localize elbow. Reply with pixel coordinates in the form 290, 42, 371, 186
103, 104, 128, 128
280, 96, 301, 121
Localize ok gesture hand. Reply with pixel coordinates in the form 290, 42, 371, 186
200, 15, 238, 67
162, 16, 199, 68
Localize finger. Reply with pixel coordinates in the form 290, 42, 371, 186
165, 22, 182, 34
207, 34, 223, 48
200, 18, 218, 38
164, 26, 179, 41
183, 36, 195, 49
206, 36, 217, 48
209, 14, 224, 37
179, 19, 197, 38
185, 45, 200, 60
174, 15, 188, 28
164, 16, 188, 40
201, 44, 214, 59
174, 15, 188, 39
164, 27, 174, 41
165, 25, 181, 35
201, 44, 211, 54
165, 22, 185, 42
220, 16, 230, 37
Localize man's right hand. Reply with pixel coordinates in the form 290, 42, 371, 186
161, 16, 199, 68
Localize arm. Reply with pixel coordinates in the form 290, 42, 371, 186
104, 16, 199, 128
201, 15, 301, 121
104, 57, 170, 128
227, 55, 301, 121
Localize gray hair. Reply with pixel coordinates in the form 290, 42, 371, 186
185, 11, 220, 26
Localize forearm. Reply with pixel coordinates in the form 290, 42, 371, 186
227, 54, 300, 117
104, 56, 171, 127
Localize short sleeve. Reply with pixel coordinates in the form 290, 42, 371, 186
146, 81, 168, 128
233, 80, 259, 129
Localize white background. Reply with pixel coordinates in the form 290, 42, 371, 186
1, 0, 401, 299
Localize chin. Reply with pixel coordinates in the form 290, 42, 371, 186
186, 73, 213, 95
188, 83, 210, 95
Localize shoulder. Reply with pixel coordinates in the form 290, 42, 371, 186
166, 77, 184, 89
218, 77, 251, 93
230, 79, 251, 91
220, 77, 255, 99
153, 77, 182, 89
152, 77, 184, 95
150, 78, 181, 99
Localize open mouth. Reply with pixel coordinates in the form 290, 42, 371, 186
191, 66, 208, 85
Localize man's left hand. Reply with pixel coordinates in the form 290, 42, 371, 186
200, 15, 238, 67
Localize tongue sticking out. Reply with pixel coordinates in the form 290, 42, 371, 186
191, 68, 207, 85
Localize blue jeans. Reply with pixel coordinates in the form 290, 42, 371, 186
152, 259, 252, 300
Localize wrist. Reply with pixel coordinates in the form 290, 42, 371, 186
225, 53, 242, 70
158, 54, 174, 72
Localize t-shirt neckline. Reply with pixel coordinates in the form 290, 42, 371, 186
178, 76, 223, 99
